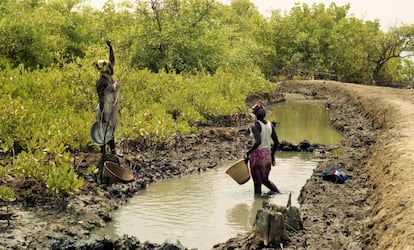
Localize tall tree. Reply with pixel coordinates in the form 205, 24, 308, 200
130, 0, 220, 73
368, 25, 414, 84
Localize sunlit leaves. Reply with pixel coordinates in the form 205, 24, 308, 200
129, 0, 223, 73
45, 152, 84, 195
0, 185, 16, 202
266, 2, 414, 84
116, 66, 272, 142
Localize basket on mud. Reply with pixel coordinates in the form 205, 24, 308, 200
226, 159, 250, 185
103, 161, 134, 183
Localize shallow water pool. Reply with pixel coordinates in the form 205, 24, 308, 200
92, 152, 320, 249
92, 97, 343, 249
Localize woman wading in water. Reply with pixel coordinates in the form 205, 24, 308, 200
245, 103, 280, 195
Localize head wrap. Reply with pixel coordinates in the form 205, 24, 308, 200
252, 103, 266, 118
252, 103, 264, 114
95, 60, 110, 73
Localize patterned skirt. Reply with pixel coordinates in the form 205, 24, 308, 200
249, 148, 272, 185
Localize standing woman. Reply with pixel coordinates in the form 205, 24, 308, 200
245, 103, 280, 195
95, 40, 119, 154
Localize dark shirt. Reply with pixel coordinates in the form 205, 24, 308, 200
96, 75, 111, 103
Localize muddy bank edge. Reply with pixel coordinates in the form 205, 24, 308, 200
284, 80, 414, 250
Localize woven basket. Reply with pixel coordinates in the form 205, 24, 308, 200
226, 159, 250, 185
103, 161, 134, 183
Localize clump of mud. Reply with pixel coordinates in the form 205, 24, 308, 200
50, 235, 190, 250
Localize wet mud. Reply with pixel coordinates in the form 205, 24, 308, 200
2, 80, 412, 249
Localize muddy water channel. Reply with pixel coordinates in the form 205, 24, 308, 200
92, 96, 343, 250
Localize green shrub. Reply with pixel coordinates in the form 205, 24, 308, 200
0, 185, 15, 202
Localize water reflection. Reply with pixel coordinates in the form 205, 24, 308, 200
226, 195, 270, 232
267, 96, 343, 144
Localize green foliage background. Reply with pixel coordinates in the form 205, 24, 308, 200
0, 0, 413, 199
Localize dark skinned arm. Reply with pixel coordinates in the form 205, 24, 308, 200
107, 40, 115, 74
97, 41, 115, 119
271, 123, 279, 165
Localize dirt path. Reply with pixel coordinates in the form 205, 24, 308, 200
326, 82, 414, 249
1, 80, 413, 249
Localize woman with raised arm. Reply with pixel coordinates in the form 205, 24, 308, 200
95, 40, 119, 155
